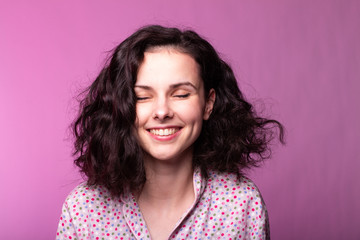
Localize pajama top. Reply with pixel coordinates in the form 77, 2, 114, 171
56, 169, 269, 240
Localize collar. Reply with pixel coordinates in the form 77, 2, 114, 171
122, 167, 208, 239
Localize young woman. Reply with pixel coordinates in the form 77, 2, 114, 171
57, 25, 283, 240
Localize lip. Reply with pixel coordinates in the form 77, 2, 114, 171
146, 126, 182, 141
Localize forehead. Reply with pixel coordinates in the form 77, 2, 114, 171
136, 47, 202, 87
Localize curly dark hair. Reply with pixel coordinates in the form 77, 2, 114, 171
73, 25, 284, 197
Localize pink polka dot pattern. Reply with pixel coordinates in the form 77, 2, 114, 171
57, 169, 269, 239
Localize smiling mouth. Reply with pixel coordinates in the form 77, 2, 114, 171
148, 128, 180, 136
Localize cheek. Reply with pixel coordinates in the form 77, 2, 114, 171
135, 104, 151, 126
176, 100, 205, 123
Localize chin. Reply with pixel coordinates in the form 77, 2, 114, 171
147, 153, 178, 162
144, 148, 192, 163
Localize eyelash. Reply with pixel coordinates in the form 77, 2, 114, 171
174, 93, 190, 98
136, 93, 190, 101
136, 97, 149, 101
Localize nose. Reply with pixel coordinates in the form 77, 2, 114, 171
152, 97, 173, 120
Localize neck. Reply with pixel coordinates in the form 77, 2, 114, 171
138, 151, 194, 208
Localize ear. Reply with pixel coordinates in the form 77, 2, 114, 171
203, 88, 216, 120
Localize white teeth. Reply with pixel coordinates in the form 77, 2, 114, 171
150, 128, 177, 136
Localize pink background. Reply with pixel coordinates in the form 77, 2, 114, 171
1, 0, 359, 239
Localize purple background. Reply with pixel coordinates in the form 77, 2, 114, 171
1, 0, 359, 239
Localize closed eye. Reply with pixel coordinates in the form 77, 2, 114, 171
136, 96, 150, 101
174, 93, 190, 98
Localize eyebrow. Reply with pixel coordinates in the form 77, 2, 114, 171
134, 81, 198, 90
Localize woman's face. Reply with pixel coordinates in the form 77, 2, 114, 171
134, 48, 214, 162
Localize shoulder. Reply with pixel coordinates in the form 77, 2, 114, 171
57, 184, 126, 238
208, 170, 262, 197
206, 170, 266, 213
62, 182, 120, 208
